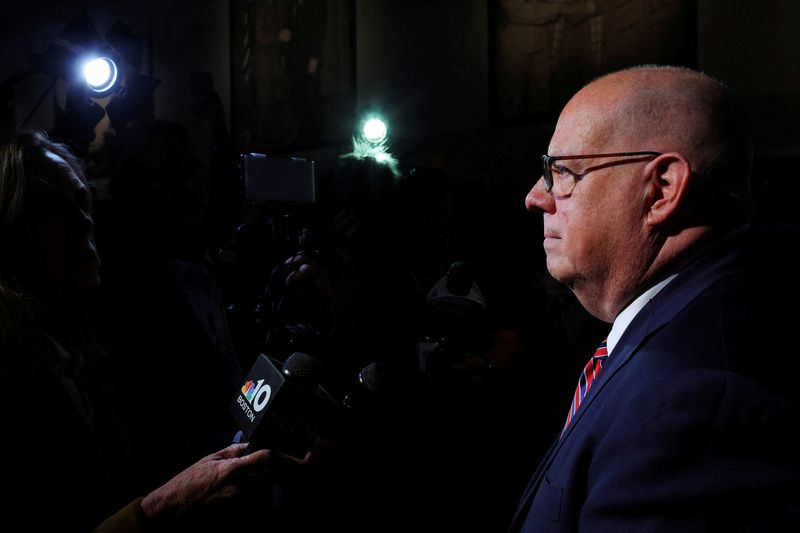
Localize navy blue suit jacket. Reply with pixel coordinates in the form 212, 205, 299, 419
510, 224, 800, 532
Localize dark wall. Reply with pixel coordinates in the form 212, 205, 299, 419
355, 0, 489, 142
4, 1, 798, 292
698, 0, 800, 159
2, 2, 798, 157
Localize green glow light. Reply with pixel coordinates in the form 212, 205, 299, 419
362, 118, 387, 144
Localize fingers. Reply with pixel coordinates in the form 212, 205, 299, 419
282, 254, 333, 295
224, 447, 306, 483
207, 443, 273, 469
283, 252, 308, 266
228, 449, 277, 482
235, 447, 272, 466
212, 442, 250, 460
284, 262, 321, 287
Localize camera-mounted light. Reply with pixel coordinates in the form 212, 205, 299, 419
344, 110, 400, 176
362, 117, 387, 144
82, 56, 119, 95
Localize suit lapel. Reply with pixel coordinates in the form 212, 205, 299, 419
507, 437, 560, 530
509, 232, 751, 531
561, 238, 748, 441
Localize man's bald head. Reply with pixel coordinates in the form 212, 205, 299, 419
572, 65, 755, 221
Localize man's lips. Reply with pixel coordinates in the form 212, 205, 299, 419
543, 231, 560, 250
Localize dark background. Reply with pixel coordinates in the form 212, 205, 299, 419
4, 1, 798, 177
1, 1, 798, 530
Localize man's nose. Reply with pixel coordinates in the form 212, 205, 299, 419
525, 176, 555, 214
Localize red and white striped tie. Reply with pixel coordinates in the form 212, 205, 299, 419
562, 338, 608, 436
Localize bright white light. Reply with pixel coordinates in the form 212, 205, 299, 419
362, 118, 387, 144
83, 57, 118, 93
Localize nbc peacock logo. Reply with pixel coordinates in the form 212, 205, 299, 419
241, 379, 272, 412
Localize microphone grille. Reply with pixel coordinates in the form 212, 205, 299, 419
282, 352, 323, 386
358, 361, 391, 393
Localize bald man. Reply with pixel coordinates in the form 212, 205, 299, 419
509, 66, 800, 531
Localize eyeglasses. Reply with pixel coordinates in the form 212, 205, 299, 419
541, 151, 662, 197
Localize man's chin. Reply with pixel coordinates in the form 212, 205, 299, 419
546, 258, 569, 283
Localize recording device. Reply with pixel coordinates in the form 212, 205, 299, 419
342, 361, 398, 416
241, 152, 316, 204
230, 351, 339, 458
426, 261, 486, 320
339, 360, 416, 450
419, 261, 488, 381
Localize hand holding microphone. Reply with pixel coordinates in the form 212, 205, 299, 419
282, 251, 332, 296
229, 352, 340, 460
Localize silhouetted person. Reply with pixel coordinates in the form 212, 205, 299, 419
0, 130, 281, 532
103, 119, 244, 491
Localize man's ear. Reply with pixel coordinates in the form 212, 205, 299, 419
643, 153, 692, 226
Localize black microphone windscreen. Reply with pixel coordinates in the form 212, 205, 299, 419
358, 361, 390, 393
231, 353, 338, 457
282, 351, 323, 387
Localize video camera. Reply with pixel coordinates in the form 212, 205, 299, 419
240, 152, 316, 205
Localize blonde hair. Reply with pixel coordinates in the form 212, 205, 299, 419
0, 130, 86, 349
0, 130, 87, 234
0, 133, 28, 229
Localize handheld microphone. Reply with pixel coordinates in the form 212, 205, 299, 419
339, 361, 414, 453
230, 351, 339, 458
342, 361, 397, 415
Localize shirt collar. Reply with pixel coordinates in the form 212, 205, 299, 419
606, 273, 678, 355
605, 224, 750, 355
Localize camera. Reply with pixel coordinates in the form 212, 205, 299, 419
240, 152, 316, 204
417, 261, 489, 383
